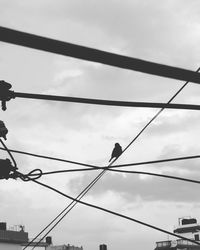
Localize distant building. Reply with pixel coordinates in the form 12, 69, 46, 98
0, 221, 83, 250
21, 239, 49, 249
155, 217, 200, 250
21, 236, 52, 249
0, 222, 28, 250
22, 237, 83, 250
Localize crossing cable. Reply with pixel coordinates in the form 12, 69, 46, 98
2, 145, 200, 185
32, 179, 200, 246
38, 169, 200, 185
27, 68, 200, 250
0, 147, 97, 169
1, 26, 200, 84
30, 167, 200, 185
1, 147, 200, 171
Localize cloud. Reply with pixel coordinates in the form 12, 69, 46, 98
67, 168, 200, 202
147, 110, 200, 136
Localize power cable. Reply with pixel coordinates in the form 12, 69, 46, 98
31, 167, 200, 185
32, 179, 200, 246
38, 168, 200, 185
1, 26, 200, 84
113, 155, 200, 168
0, 147, 97, 169
25, 68, 199, 250
0, 147, 200, 171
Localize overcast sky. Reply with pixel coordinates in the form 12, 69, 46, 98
1, 1, 200, 250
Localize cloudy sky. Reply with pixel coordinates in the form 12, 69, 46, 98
1, 1, 200, 250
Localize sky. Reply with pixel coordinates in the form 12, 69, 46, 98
1, 1, 200, 250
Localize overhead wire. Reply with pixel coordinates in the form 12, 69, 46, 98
30, 167, 200, 185
1, 26, 200, 84
0, 147, 97, 169
37, 168, 200, 185
1, 146, 200, 171
28, 69, 200, 250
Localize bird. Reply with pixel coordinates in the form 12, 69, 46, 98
109, 143, 122, 162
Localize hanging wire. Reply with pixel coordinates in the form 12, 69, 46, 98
36, 168, 200, 185
0, 147, 97, 168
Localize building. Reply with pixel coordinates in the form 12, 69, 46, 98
155, 217, 200, 250
21, 237, 83, 250
0, 222, 28, 250
21, 235, 54, 249
0, 221, 83, 250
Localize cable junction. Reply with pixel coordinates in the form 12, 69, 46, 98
1, 26, 200, 83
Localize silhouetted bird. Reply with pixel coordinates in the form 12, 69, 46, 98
109, 143, 122, 162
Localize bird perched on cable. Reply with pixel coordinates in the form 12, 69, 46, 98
109, 143, 122, 162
